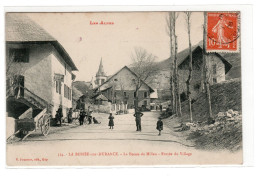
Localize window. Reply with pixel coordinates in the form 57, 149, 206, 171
114, 79, 118, 81
56, 81, 61, 94
56, 81, 58, 93
144, 92, 147, 98
9, 48, 29, 63
101, 79, 105, 84
213, 64, 217, 75
64, 85, 67, 98
134, 91, 136, 98
144, 100, 147, 106
64, 85, 71, 100
213, 78, 217, 83
114, 92, 117, 97
124, 92, 127, 97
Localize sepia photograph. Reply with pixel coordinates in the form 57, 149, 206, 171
5, 11, 243, 166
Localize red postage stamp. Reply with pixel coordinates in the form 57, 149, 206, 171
207, 12, 240, 52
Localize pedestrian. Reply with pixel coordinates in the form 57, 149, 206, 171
57, 105, 63, 126
134, 109, 143, 131
67, 108, 73, 123
108, 113, 114, 129
159, 104, 162, 112
156, 117, 163, 136
86, 106, 93, 124
88, 115, 92, 124
55, 110, 61, 126
79, 109, 86, 125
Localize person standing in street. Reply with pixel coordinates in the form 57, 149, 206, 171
57, 105, 63, 126
67, 108, 73, 123
134, 109, 143, 131
79, 109, 86, 125
156, 117, 163, 136
108, 113, 114, 129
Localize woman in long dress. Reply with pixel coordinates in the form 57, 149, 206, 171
212, 14, 233, 48
108, 113, 114, 129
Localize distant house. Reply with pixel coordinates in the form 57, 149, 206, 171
6, 13, 78, 119
149, 89, 159, 110
93, 66, 154, 110
177, 44, 232, 101
151, 42, 232, 101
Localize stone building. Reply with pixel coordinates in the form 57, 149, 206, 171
6, 13, 78, 119
149, 42, 232, 102
93, 66, 154, 110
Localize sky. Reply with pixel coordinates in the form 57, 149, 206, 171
27, 12, 204, 82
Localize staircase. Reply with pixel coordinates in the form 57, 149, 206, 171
6, 85, 52, 119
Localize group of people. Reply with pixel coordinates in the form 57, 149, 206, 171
54, 106, 74, 126
107, 108, 164, 136
55, 105, 163, 135
79, 108, 101, 125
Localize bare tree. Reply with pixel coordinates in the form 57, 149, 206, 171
202, 12, 214, 124
6, 52, 24, 98
116, 78, 127, 112
131, 47, 157, 112
185, 12, 193, 123
166, 11, 182, 117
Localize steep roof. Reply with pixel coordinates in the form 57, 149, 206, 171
95, 94, 108, 101
5, 13, 78, 71
96, 58, 106, 77
150, 89, 158, 99
157, 41, 232, 74
94, 66, 154, 93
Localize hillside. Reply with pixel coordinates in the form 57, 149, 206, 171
181, 78, 241, 123
73, 81, 93, 95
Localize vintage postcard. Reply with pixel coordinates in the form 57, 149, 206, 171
6, 10, 243, 166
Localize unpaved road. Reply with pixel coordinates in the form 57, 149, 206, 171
7, 112, 242, 166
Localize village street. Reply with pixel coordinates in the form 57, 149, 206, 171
6, 111, 242, 166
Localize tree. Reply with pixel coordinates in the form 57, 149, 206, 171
131, 47, 157, 112
185, 12, 193, 123
166, 11, 182, 117
109, 78, 127, 113
202, 12, 214, 124
6, 52, 24, 98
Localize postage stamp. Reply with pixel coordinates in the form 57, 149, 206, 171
207, 12, 240, 53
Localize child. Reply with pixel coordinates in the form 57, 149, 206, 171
156, 117, 163, 136
108, 113, 114, 129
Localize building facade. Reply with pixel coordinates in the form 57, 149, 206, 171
177, 45, 231, 101
148, 44, 232, 102
6, 13, 78, 119
93, 66, 154, 109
